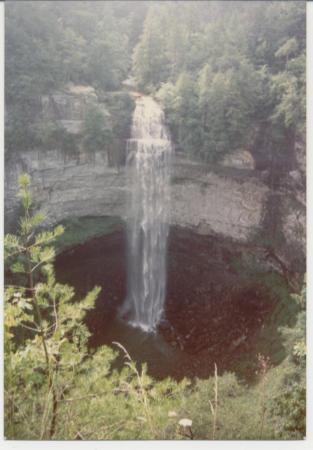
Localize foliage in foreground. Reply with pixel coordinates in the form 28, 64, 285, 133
4, 175, 305, 440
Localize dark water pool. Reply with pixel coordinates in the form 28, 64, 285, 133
55, 227, 289, 380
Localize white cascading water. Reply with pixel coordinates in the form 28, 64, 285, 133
122, 96, 172, 332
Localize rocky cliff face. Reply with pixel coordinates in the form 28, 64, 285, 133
171, 158, 267, 241
39, 85, 101, 135
5, 147, 268, 240
5, 86, 306, 278
5, 147, 126, 229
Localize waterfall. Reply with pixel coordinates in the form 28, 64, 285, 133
122, 96, 172, 332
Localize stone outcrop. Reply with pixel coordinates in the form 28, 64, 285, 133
39, 84, 105, 135
5, 148, 126, 229
222, 149, 255, 170
171, 157, 267, 241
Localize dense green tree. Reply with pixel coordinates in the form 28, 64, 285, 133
4, 174, 101, 438
173, 73, 201, 155
271, 52, 305, 134
82, 106, 113, 153
133, 5, 170, 90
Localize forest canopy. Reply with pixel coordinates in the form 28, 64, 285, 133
133, 1, 306, 162
6, 1, 305, 163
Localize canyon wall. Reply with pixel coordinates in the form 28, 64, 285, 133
5, 147, 268, 241
5, 86, 306, 276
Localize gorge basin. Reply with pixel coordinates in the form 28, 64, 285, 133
55, 223, 292, 381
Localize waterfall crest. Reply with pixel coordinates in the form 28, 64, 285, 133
123, 96, 172, 332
